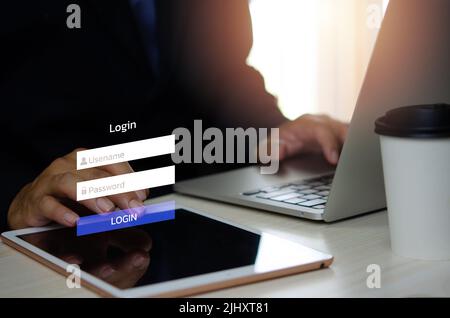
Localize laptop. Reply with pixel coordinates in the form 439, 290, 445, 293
174, 0, 450, 222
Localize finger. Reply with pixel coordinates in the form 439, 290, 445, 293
100, 162, 148, 201
314, 127, 340, 165
277, 139, 289, 161
49, 171, 115, 214
65, 148, 88, 162
37, 195, 79, 227
107, 191, 145, 213
269, 128, 303, 161
67, 149, 148, 201
74, 168, 144, 213
330, 121, 349, 145
65, 149, 148, 202
278, 138, 304, 160
77, 168, 145, 213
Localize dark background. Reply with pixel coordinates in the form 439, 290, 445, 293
0, 0, 287, 231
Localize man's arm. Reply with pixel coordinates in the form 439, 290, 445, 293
176, 0, 348, 164
177, 0, 286, 129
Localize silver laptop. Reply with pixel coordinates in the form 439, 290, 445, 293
174, 0, 450, 222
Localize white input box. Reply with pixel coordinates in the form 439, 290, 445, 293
76, 165, 175, 201
76, 135, 175, 170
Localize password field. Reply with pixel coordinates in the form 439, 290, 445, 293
76, 165, 175, 201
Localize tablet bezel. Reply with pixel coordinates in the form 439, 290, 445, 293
1, 204, 333, 297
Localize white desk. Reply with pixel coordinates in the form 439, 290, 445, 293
1, 193, 450, 297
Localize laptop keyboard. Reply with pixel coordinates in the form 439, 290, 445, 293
242, 174, 334, 211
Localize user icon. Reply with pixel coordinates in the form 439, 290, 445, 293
80, 157, 87, 166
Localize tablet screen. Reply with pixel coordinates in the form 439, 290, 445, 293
18, 209, 261, 290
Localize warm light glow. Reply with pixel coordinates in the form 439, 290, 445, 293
248, 0, 319, 120
248, 0, 389, 121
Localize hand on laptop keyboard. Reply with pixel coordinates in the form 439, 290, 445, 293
268, 114, 348, 165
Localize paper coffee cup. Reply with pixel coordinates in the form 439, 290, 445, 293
375, 104, 450, 260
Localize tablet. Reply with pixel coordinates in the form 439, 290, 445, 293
1, 205, 333, 297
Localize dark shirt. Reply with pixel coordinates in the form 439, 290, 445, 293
129, 0, 160, 76
0, 0, 285, 231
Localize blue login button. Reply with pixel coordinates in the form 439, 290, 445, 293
76, 201, 175, 236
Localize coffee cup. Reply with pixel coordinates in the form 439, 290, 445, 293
375, 104, 450, 260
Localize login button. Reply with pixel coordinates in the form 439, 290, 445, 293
76, 201, 175, 236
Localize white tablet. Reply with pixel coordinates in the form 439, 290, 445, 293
1, 205, 333, 297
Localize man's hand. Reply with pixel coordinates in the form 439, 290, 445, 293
7, 148, 148, 229
277, 114, 349, 165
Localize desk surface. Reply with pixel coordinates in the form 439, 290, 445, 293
1, 193, 450, 297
